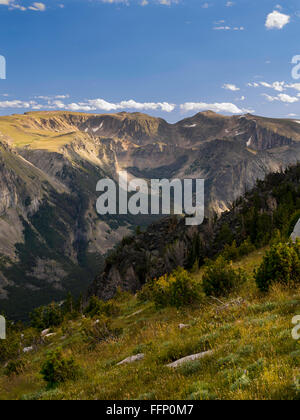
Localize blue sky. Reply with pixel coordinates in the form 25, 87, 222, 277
0, 0, 300, 122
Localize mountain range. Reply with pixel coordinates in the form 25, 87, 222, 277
1, 110, 300, 319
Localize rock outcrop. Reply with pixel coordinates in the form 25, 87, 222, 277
166, 351, 214, 368
117, 354, 145, 365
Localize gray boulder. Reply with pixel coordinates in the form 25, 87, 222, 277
178, 323, 190, 330
166, 350, 214, 368
117, 354, 145, 366
23, 346, 34, 353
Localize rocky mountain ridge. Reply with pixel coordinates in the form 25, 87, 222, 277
1, 110, 300, 318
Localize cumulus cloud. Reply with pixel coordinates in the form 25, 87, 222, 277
285, 83, 300, 92
262, 93, 299, 103
265, 10, 290, 29
0, 100, 41, 109
40, 97, 176, 113
0, 1, 46, 11
29, 2, 46, 11
100, 0, 179, 5
274, 93, 298, 103
222, 83, 240, 91
71, 98, 176, 112
180, 102, 247, 114
0, 96, 258, 116
248, 81, 300, 94
260, 81, 285, 92
0, 96, 175, 113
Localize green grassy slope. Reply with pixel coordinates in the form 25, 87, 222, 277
0, 113, 82, 150
1, 247, 299, 400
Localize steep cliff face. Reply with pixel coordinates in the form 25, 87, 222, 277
232, 116, 294, 151
89, 216, 206, 300
1, 110, 300, 319
89, 165, 300, 301
0, 118, 129, 319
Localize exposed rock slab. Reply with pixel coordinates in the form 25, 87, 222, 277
41, 329, 50, 337
117, 354, 145, 366
23, 346, 34, 353
178, 323, 190, 330
166, 350, 214, 368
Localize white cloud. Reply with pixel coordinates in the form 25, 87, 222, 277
213, 26, 231, 31
262, 94, 278, 102
0, 100, 40, 108
278, 93, 298, 103
265, 10, 290, 29
222, 83, 240, 91
100, 0, 129, 4
0, 94, 260, 116
100, 0, 179, 4
285, 83, 300, 92
43, 98, 176, 113
35, 94, 70, 100
213, 25, 244, 31
260, 81, 285, 92
0, 96, 256, 116
262, 93, 299, 103
120, 99, 175, 112
29, 2, 46, 11
0, 1, 46, 11
157, 0, 178, 5
180, 102, 246, 114
248, 81, 300, 94
0, 0, 180, 10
